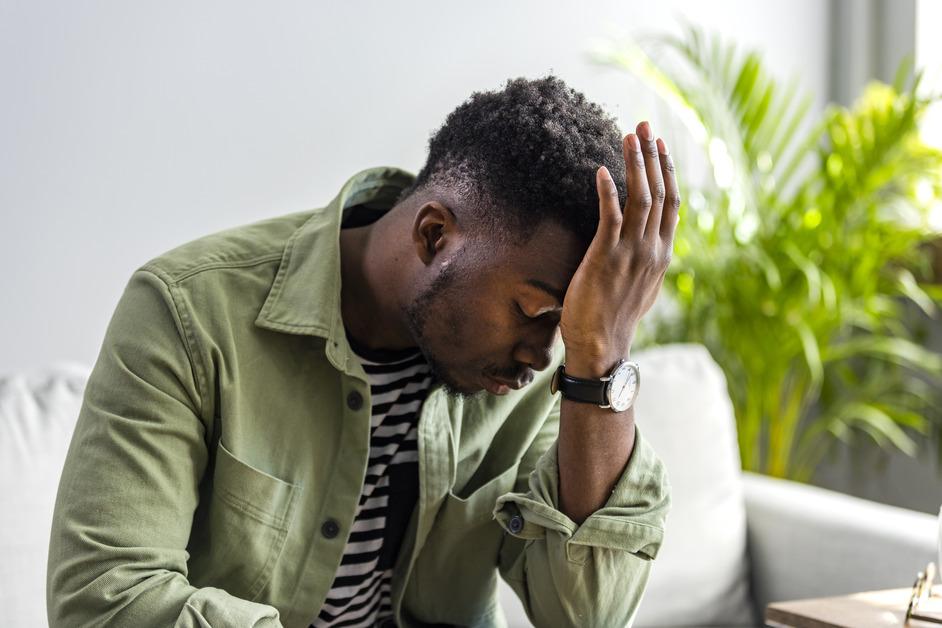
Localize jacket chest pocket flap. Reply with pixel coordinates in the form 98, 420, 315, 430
189, 440, 301, 601
442, 461, 521, 527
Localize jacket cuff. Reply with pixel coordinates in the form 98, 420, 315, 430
176, 587, 283, 627
492, 424, 670, 563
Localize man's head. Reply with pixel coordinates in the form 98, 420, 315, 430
395, 75, 627, 398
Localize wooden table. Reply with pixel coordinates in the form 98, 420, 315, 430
765, 588, 942, 627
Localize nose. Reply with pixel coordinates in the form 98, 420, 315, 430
512, 323, 558, 373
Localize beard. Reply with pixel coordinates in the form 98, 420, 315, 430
402, 260, 481, 399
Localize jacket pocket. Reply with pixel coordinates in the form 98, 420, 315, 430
187, 440, 301, 601
444, 461, 520, 525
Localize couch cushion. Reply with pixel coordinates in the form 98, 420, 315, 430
0, 363, 90, 626
631, 343, 755, 627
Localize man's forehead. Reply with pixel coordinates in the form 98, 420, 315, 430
506, 224, 584, 300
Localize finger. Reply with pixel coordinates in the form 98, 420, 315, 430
620, 133, 649, 240
594, 165, 622, 249
657, 138, 681, 243
637, 121, 666, 240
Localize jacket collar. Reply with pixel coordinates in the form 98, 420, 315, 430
255, 166, 416, 370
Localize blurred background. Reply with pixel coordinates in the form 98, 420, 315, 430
2, 0, 940, 518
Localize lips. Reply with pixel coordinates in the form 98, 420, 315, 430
482, 373, 529, 395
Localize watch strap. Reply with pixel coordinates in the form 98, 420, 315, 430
553, 364, 609, 406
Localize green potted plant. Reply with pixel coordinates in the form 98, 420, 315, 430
590, 26, 942, 480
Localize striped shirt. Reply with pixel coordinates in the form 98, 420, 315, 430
310, 331, 433, 628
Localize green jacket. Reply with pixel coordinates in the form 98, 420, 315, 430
47, 166, 670, 628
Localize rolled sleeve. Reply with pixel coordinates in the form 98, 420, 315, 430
177, 588, 282, 627
492, 415, 670, 627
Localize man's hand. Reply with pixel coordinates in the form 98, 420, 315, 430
558, 120, 680, 378
555, 121, 680, 524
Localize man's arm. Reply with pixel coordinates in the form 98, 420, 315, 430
493, 393, 669, 627
492, 121, 678, 626
47, 269, 282, 627
557, 121, 678, 525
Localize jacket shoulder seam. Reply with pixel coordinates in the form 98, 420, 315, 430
142, 253, 285, 285
134, 267, 209, 420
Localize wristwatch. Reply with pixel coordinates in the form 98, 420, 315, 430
550, 358, 641, 412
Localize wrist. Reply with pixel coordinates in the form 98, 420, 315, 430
563, 352, 630, 379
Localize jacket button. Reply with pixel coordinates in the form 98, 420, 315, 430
321, 518, 340, 539
346, 391, 363, 411
508, 514, 524, 534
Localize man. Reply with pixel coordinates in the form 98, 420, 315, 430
47, 75, 677, 627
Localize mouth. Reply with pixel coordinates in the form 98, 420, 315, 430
481, 373, 528, 395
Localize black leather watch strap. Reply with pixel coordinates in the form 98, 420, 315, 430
552, 364, 608, 405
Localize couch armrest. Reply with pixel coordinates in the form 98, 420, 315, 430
742, 471, 937, 614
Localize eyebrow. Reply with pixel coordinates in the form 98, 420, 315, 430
525, 279, 565, 305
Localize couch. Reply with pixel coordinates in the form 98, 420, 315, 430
2, 344, 937, 627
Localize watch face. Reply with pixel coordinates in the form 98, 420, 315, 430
607, 361, 640, 412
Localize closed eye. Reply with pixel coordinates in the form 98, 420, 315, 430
514, 302, 530, 320
515, 302, 560, 323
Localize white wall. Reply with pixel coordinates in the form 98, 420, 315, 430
917, 0, 942, 150
0, 0, 830, 375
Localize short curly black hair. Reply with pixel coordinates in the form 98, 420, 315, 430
398, 75, 627, 249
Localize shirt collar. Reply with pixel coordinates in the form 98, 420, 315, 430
254, 166, 416, 369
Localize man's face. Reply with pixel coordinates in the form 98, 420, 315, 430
403, 220, 585, 399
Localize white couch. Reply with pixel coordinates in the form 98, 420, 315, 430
2, 345, 938, 627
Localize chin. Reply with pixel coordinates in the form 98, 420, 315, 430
440, 381, 484, 400
452, 373, 488, 397
427, 364, 482, 398
420, 345, 487, 398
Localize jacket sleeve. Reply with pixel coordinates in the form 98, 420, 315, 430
46, 268, 283, 627
492, 393, 671, 627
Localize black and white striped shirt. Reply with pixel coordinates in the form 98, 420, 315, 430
310, 332, 433, 628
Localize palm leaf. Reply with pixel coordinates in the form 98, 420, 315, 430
589, 25, 942, 478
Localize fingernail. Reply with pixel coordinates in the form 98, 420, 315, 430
657, 138, 669, 155
599, 165, 612, 180
627, 134, 640, 151
638, 121, 653, 141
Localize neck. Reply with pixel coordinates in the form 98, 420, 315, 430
339, 211, 417, 352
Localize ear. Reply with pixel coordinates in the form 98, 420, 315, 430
411, 201, 459, 265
